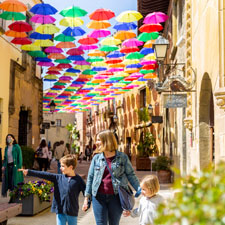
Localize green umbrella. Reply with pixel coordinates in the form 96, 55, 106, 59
54, 34, 75, 42
82, 69, 97, 75
60, 6, 88, 17
126, 52, 144, 60
119, 80, 132, 84
109, 76, 124, 81
137, 32, 159, 42
99, 45, 119, 52
54, 100, 63, 103
70, 96, 82, 100
28, 51, 46, 58
54, 82, 66, 86
139, 69, 155, 74
0, 11, 26, 21
55, 59, 71, 63
86, 82, 99, 86
86, 57, 104, 63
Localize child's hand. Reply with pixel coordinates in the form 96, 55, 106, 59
18, 169, 28, 176
123, 210, 131, 217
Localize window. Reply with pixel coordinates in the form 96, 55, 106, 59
56, 119, 61, 127
140, 88, 146, 108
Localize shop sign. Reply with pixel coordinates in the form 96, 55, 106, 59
163, 94, 187, 108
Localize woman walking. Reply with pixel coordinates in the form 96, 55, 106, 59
36, 139, 49, 171
82, 130, 140, 225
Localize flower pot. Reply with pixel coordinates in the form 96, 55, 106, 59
157, 170, 171, 183
11, 193, 53, 215
136, 157, 151, 171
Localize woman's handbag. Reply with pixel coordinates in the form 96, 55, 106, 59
104, 159, 135, 211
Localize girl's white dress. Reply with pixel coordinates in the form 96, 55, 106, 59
131, 194, 164, 225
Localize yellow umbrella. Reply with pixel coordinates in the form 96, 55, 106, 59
114, 83, 126, 87
114, 30, 136, 40
116, 10, 143, 22
114, 72, 129, 77
123, 59, 140, 65
144, 40, 155, 48
144, 53, 156, 60
100, 37, 121, 46
34, 39, 54, 47
21, 44, 41, 51
88, 50, 106, 57
74, 65, 90, 70
63, 72, 78, 77
87, 20, 111, 29
92, 61, 107, 67
132, 81, 145, 85
60, 17, 84, 27
36, 24, 60, 34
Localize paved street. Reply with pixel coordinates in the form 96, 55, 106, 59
0, 160, 173, 225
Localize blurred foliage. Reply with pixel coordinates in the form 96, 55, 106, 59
21, 146, 35, 169
154, 155, 173, 171
155, 162, 225, 225
137, 107, 150, 123
66, 123, 80, 154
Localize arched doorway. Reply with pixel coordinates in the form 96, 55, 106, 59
199, 73, 214, 170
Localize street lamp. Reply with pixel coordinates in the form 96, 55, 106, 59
49, 100, 56, 113
148, 104, 153, 116
153, 36, 169, 61
113, 114, 118, 123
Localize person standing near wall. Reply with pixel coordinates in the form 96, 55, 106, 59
36, 139, 49, 171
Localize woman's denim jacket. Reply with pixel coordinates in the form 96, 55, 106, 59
85, 151, 140, 197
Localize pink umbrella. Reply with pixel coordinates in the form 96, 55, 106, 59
130, 72, 143, 78
59, 76, 73, 80
108, 68, 124, 72
38, 62, 54, 67
94, 75, 109, 79
73, 60, 90, 65
67, 48, 84, 55
45, 46, 63, 53
140, 59, 157, 65
30, 15, 56, 24
122, 38, 143, 47
88, 29, 111, 38
103, 97, 114, 100
78, 44, 98, 50
57, 63, 72, 69
143, 12, 169, 24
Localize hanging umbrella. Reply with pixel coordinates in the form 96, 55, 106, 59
87, 57, 104, 62
74, 65, 90, 70
9, 21, 32, 32
30, 32, 52, 40
143, 73, 157, 79
139, 23, 163, 33
48, 53, 66, 60
54, 34, 75, 42
78, 44, 98, 50
105, 59, 123, 64
56, 42, 76, 48
44, 74, 58, 79
55, 59, 71, 64
57, 63, 72, 69
107, 50, 125, 58
63, 27, 85, 37
100, 37, 121, 46
48, 66, 63, 71
46, 70, 61, 75
109, 63, 125, 68
142, 63, 158, 70
45, 46, 63, 53
123, 59, 140, 65
60, 6, 87, 17
67, 55, 85, 61
36, 24, 60, 34
0, 11, 25, 20
140, 47, 154, 55
143, 12, 169, 24
59, 17, 84, 27
87, 20, 111, 29
144, 54, 156, 60
114, 30, 136, 40
33, 39, 54, 47
30, 3, 57, 15
144, 40, 155, 48
113, 22, 137, 31
88, 49, 106, 57
11, 37, 32, 45
99, 45, 118, 52
38, 61, 54, 67
30, 14, 56, 24
78, 36, 98, 45
88, 29, 111, 38
116, 10, 142, 22
28, 51, 47, 58
126, 63, 142, 69
67, 48, 84, 55
66, 68, 81, 73
126, 52, 144, 60
122, 38, 143, 47
21, 44, 41, 51
74, 60, 90, 65
5, 30, 27, 38
137, 32, 159, 42
120, 46, 139, 54
35, 57, 52, 62
89, 8, 115, 21
0, 0, 27, 12
140, 59, 157, 65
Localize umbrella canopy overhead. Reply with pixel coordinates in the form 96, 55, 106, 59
0, 0, 27, 12
87, 20, 111, 29
9, 21, 32, 32
89, 8, 115, 21
143, 12, 169, 24
0, 11, 25, 20
30, 3, 57, 15
60, 6, 88, 17
60, 17, 84, 27
116, 10, 142, 22
30, 15, 56, 24
36, 24, 60, 34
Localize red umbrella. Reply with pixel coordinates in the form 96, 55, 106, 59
120, 47, 139, 54
11, 37, 32, 45
89, 8, 115, 21
78, 36, 98, 45
57, 63, 72, 69
142, 64, 158, 70
47, 70, 61, 75
139, 23, 163, 33
105, 59, 123, 64
67, 48, 84, 55
9, 21, 33, 32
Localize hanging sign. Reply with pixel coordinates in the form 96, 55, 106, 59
163, 94, 187, 108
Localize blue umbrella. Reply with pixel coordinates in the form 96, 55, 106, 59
44, 79, 57, 82
82, 87, 94, 90
30, 3, 58, 15
63, 27, 86, 37
113, 22, 137, 31
92, 67, 107, 72
72, 81, 86, 84
140, 48, 154, 55
107, 51, 125, 58
106, 80, 118, 83
66, 68, 81, 73
35, 57, 52, 62
138, 77, 148, 81
126, 63, 143, 69
30, 32, 52, 40
67, 55, 85, 61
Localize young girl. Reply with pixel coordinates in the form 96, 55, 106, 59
125, 175, 164, 225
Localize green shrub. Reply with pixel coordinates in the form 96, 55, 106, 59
154, 155, 172, 171
21, 146, 35, 169
155, 162, 225, 225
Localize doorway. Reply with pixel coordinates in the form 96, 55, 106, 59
18, 109, 28, 146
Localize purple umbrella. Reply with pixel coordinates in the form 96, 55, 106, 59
88, 29, 111, 38
38, 62, 54, 67
59, 76, 73, 80
73, 60, 90, 65
78, 44, 98, 50
30, 15, 56, 24
122, 38, 143, 47
143, 12, 169, 24
45, 46, 63, 53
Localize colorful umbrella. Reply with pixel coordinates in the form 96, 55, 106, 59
78, 44, 98, 50
21, 44, 41, 51
63, 27, 85, 37
144, 40, 155, 48
30, 3, 57, 15
56, 42, 76, 48
140, 48, 154, 55
78, 36, 98, 45
87, 57, 104, 62
120, 46, 139, 54
139, 23, 163, 33
137, 32, 159, 42
67, 48, 84, 55
36, 24, 60, 34
34, 39, 54, 47
143, 12, 169, 24
54, 34, 75, 42
5, 30, 27, 37
88, 29, 111, 38
60, 6, 87, 17
38, 61, 54, 67
87, 20, 111, 29
89, 8, 115, 21
59, 17, 84, 27
100, 37, 121, 46
107, 51, 125, 58
30, 14, 56, 24
122, 38, 143, 47
30, 32, 52, 40
0, 11, 25, 20
0, 0, 27, 12
126, 52, 144, 60
55, 59, 71, 64
88, 50, 106, 57
11, 37, 32, 45
45, 46, 63, 53
9, 21, 32, 32
67, 55, 85, 61
99, 45, 119, 52
114, 30, 136, 40
28, 51, 47, 58
113, 22, 137, 31
46, 70, 61, 74
116, 10, 142, 22
48, 53, 66, 60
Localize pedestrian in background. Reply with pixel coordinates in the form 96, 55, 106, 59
82, 130, 140, 225
19, 154, 86, 225
55, 140, 67, 174
36, 139, 49, 171
1, 134, 23, 196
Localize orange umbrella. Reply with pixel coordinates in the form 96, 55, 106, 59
56, 42, 76, 48
0, 0, 27, 12
109, 63, 125, 68
143, 73, 157, 79
5, 30, 27, 37
144, 40, 155, 48
125, 68, 140, 73
88, 50, 106, 57
114, 30, 136, 40
78, 75, 93, 79
48, 66, 63, 71
87, 20, 111, 29
48, 53, 66, 60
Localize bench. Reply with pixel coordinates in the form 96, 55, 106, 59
0, 203, 22, 225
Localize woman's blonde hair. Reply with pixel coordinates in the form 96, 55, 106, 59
97, 130, 118, 152
60, 154, 77, 170
141, 175, 160, 195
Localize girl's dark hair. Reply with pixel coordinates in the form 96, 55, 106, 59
6, 134, 17, 145
39, 139, 47, 148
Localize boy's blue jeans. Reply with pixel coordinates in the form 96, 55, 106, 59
56, 214, 77, 225
92, 193, 123, 225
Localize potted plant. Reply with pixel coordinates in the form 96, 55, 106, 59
10, 180, 54, 215
154, 155, 173, 183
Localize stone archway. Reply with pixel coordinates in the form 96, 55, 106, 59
199, 73, 214, 170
